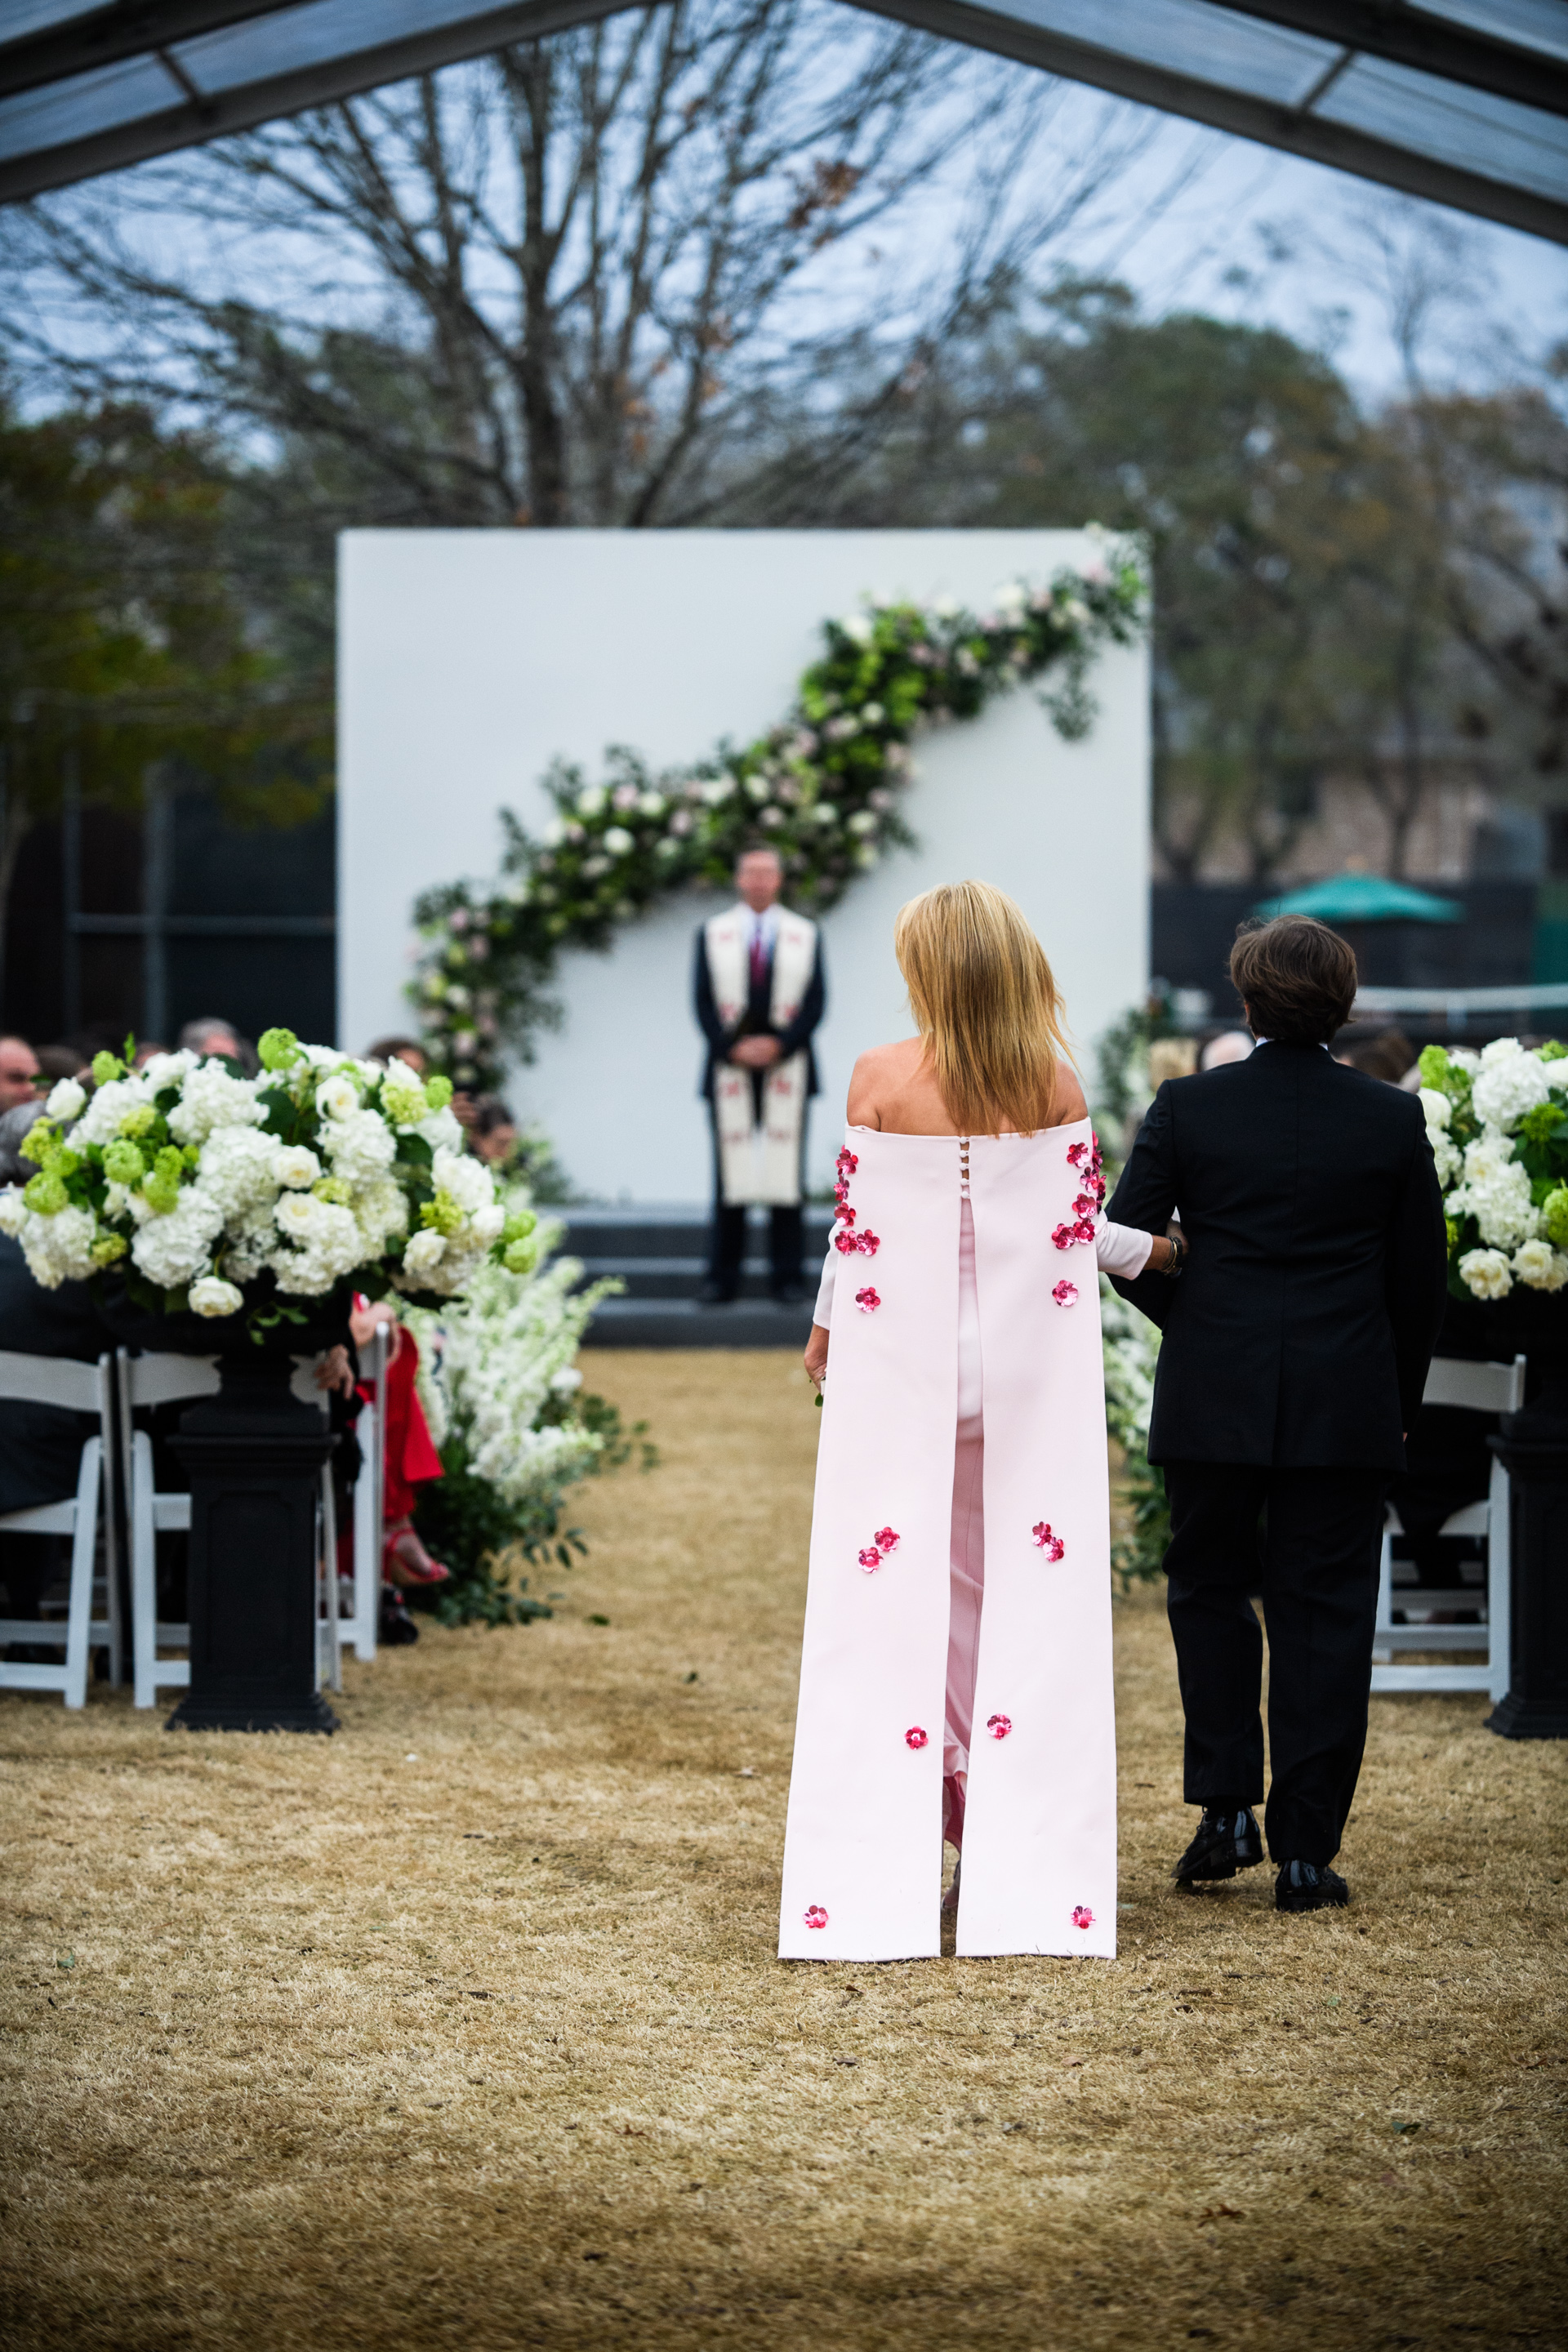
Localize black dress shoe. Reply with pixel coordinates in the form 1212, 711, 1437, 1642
1275, 1859, 1348, 1913
1174, 1804, 1263, 1885
697, 1281, 737, 1306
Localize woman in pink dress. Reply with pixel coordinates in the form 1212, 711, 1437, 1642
782, 883, 1181, 1962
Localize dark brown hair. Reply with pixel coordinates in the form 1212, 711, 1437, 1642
1229, 915, 1357, 1045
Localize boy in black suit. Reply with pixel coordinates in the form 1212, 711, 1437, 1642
1108, 916, 1448, 1911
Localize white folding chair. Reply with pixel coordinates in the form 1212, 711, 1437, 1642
0, 1349, 117, 1708
118, 1350, 220, 1708
346, 1321, 388, 1665
1372, 1352, 1525, 1700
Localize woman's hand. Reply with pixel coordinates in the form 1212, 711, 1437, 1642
804, 1322, 829, 1394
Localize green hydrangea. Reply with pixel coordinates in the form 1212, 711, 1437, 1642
90, 1233, 127, 1267
424, 1074, 454, 1110
502, 1209, 537, 1246
1518, 1101, 1565, 1148
91, 1050, 124, 1086
420, 1189, 464, 1237
142, 1145, 187, 1215
381, 1080, 426, 1128
257, 1027, 303, 1071
1539, 1040, 1568, 1062
101, 1140, 145, 1185
1542, 1187, 1568, 1248
118, 1105, 157, 1140
312, 1175, 352, 1205
1418, 1044, 1457, 1090
503, 1236, 539, 1275
23, 1171, 67, 1215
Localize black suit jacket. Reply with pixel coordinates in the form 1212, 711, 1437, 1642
693, 922, 826, 1100
1106, 1043, 1448, 1471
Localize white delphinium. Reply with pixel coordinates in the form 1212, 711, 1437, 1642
1459, 1247, 1512, 1300
1512, 1237, 1568, 1292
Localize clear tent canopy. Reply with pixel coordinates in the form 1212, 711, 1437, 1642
0, 0, 1564, 241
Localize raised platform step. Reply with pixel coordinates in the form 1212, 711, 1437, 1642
559, 1205, 831, 1347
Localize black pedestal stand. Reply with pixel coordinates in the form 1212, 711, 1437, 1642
1486, 1377, 1568, 1741
166, 1348, 339, 1734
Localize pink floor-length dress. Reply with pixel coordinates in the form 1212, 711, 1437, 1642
779, 1121, 1122, 1962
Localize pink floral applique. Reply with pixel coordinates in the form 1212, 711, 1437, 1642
1071, 1905, 1094, 1931
874, 1527, 900, 1553
836, 1148, 859, 1178
1031, 1522, 1065, 1561
1072, 1192, 1099, 1219
1072, 1217, 1097, 1244
858, 1526, 899, 1573
854, 1229, 880, 1257
905, 1726, 929, 1749
1052, 1281, 1079, 1307
804, 1904, 829, 1930
855, 1286, 880, 1313
1051, 1222, 1082, 1251
858, 1546, 883, 1572
836, 1203, 857, 1227
1067, 1141, 1090, 1169
987, 1713, 1012, 1740
833, 1227, 860, 1255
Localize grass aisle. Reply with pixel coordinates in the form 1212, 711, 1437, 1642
1, 1348, 1565, 2352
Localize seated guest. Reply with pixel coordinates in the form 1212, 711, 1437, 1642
364, 1036, 428, 1076
36, 1045, 90, 1085
131, 1040, 170, 1069
1200, 1029, 1254, 1071
348, 1297, 450, 1590
468, 1095, 518, 1169
0, 1036, 40, 1112
177, 1016, 258, 1076
1335, 1027, 1415, 1085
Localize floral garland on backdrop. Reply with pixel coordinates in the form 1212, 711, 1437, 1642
412, 533, 1146, 1089
1418, 1037, 1568, 1298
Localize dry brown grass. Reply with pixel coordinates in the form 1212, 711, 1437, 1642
1, 1347, 1565, 2352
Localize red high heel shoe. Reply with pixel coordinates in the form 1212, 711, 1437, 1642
382, 1526, 452, 1589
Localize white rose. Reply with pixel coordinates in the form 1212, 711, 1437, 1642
550, 1367, 583, 1393
402, 1229, 447, 1281
315, 1076, 359, 1123
638, 791, 666, 817
1459, 1247, 1512, 1301
45, 1078, 86, 1122
840, 612, 873, 645
604, 826, 634, 855
1417, 1088, 1451, 1130
473, 1203, 506, 1243
272, 1145, 322, 1190
274, 1193, 318, 1240
431, 1146, 495, 1217
1479, 1036, 1525, 1066
1512, 1239, 1568, 1293
189, 1276, 244, 1317
576, 785, 607, 817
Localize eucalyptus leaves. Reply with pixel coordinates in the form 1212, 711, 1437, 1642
412, 537, 1145, 1089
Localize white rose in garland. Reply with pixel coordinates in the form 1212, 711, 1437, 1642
1, 1029, 537, 1337
412, 542, 1146, 1087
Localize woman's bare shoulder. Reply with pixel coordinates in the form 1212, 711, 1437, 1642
1052, 1062, 1089, 1124
846, 1036, 924, 1126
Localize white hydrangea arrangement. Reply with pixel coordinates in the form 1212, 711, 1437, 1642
0, 1029, 540, 1327
1417, 1037, 1568, 1302
404, 1187, 620, 1512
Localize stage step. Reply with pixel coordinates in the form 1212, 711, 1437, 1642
559, 1205, 834, 1348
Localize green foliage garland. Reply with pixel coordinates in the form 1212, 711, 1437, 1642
412, 536, 1146, 1089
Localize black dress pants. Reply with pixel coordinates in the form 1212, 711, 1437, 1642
1161, 1461, 1386, 1866
706, 1089, 805, 1298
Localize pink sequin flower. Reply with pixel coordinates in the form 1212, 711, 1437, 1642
1072, 1217, 1097, 1244
1051, 1221, 1082, 1251
1032, 1521, 1066, 1561
1072, 1192, 1099, 1219
905, 1726, 929, 1750
854, 1229, 880, 1256
987, 1713, 1012, 1740
874, 1527, 900, 1553
1071, 1905, 1094, 1931
855, 1286, 880, 1313
804, 1905, 829, 1930
1052, 1281, 1079, 1307
858, 1546, 884, 1572
836, 1149, 859, 1178
1067, 1141, 1089, 1169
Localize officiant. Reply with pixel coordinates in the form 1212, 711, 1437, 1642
693, 846, 826, 1305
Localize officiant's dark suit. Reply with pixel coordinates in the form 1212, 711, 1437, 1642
1107, 922, 1447, 1883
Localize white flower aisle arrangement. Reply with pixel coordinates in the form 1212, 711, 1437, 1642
0, 1030, 541, 1334
413, 542, 1146, 1088
1418, 1037, 1568, 1302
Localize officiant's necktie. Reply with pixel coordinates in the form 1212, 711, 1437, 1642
750, 926, 769, 995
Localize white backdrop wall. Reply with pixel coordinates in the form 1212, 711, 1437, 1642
339, 531, 1148, 1202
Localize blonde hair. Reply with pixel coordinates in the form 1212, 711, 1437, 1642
893, 880, 1072, 1136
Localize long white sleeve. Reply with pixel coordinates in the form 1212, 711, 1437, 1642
812, 1212, 1152, 1325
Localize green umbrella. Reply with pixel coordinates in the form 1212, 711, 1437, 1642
1254, 872, 1463, 925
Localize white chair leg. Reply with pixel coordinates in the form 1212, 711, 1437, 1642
1488, 1455, 1512, 1706
1372, 1521, 1396, 1664
62, 1441, 100, 1710
351, 1397, 379, 1664
131, 1430, 159, 1709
